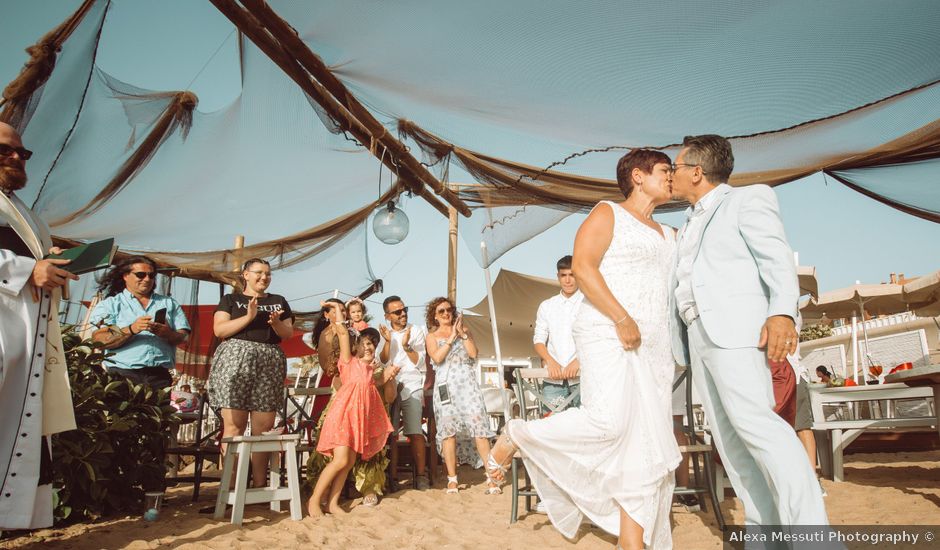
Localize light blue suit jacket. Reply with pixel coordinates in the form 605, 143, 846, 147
670, 184, 799, 366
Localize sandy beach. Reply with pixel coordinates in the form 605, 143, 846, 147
1, 450, 937, 550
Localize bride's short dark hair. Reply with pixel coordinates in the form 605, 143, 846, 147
615, 149, 671, 199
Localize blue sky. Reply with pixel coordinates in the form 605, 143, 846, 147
3, 1, 937, 314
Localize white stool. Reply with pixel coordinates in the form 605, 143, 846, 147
214, 434, 302, 525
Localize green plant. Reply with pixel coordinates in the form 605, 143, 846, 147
799, 323, 833, 342
51, 328, 179, 523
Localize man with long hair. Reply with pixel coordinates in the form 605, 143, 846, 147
89, 256, 190, 390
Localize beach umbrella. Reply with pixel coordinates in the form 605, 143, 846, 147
800, 283, 907, 318
800, 282, 907, 382
902, 270, 940, 317
797, 265, 819, 299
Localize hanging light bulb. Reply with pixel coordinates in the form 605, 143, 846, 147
372, 200, 410, 244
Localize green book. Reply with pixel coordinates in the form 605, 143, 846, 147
46, 238, 118, 275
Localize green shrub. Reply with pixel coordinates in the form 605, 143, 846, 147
799, 323, 833, 342
51, 328, 179, 523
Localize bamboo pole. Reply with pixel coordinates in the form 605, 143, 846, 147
208, 0, 464, 219
238, 0, 470, 217
232, 235, 245, 292
447, 204, 458, 304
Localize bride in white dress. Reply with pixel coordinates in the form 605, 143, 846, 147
488, 149, 681, 549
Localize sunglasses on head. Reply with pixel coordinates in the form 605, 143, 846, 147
0, 144, 32, 160
387, 307, 408, 316
131, 271, 157, 280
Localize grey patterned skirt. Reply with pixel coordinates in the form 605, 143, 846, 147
207, 338, 286, 412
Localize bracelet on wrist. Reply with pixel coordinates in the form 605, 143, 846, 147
460, 334, 469, 340
614, 314, 629, 325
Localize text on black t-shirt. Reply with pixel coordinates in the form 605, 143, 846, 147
216, 292, 293, 344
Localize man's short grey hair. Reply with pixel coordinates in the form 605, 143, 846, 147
682, 134, 734, 183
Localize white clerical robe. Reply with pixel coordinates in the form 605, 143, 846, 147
0, 192, 76, 529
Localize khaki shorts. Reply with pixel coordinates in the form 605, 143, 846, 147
399, 391, 425, 435
795, 379, 814, 431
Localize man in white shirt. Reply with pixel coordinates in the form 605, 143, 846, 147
379, 295, 430, 490
533, 255, 583, 413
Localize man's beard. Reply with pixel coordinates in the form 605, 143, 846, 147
0, 162, 27, 192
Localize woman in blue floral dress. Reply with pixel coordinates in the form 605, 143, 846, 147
425, 297, 498, 495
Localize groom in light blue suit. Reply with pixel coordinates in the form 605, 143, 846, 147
669, 135, 828, 527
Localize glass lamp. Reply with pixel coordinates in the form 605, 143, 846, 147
372, 200, 409, 244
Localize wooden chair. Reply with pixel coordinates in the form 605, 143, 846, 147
214, 434, 303, 525
386, 389, 438, 492
165, 396, 223, 501
282, 366, 332, 470
672, 367, 725, 531
508, 367, 581, 523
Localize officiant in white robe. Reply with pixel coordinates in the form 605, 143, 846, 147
0, 121, 77, 530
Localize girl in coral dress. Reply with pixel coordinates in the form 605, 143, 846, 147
308, 301, 395, 516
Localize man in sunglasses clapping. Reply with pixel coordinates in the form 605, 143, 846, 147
379, 295, 431, 490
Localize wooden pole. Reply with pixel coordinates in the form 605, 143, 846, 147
237, 0, 470, 217
232, 235, 245, 292
447, 180, 458, 303
208, 0, 467, 219
447, 205, 458, 304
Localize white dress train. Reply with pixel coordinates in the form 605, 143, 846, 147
506, 201, 681, 548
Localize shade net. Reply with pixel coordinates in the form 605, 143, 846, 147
4, 0, 940, 285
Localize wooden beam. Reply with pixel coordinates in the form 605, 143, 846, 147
237, 0, 471, 218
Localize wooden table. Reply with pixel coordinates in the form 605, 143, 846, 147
885, 363, 940, 440
809, 382, 935, 481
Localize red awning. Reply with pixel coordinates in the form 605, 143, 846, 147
179, 305, 311, 358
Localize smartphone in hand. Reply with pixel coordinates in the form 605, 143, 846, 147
153, 308, 167, 324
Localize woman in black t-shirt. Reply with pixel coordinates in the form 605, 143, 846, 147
207, 258, 294, 488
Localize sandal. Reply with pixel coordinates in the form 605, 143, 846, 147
485, 474, 502, 495
446, 475, 459, 494
362, 493, 379, 507
486, 432, 516, 483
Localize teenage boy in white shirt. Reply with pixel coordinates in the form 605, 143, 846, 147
533, 255, 583, 413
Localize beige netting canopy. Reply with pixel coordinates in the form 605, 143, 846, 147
3, 0, 939, 291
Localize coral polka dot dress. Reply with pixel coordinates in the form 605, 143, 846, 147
316, 356, 392, 460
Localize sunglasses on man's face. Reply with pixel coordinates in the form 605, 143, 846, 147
0, 144, 32, 160
387, 307, 408, 316
131, 271, 157, 280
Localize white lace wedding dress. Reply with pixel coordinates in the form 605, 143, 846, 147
506, 201, 682, 548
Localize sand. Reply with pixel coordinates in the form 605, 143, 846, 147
2, 451, 938, 550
